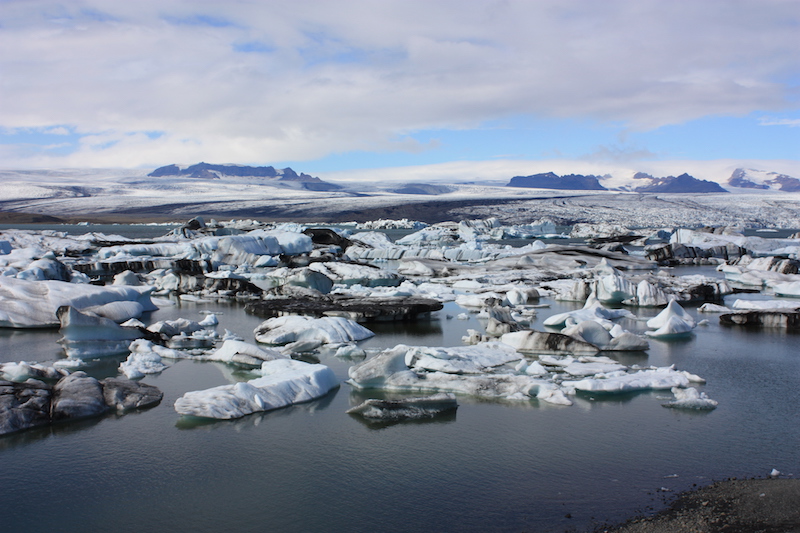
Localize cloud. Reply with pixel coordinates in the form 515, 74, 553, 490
1, 0, 799, 167
759, 117, 800, 127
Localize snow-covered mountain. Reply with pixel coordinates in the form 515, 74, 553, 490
149, 162, 342, 192
507, 171, 728, 193
727, 168, 800, 192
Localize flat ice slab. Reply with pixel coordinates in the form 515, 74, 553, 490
174, 359, 338, 419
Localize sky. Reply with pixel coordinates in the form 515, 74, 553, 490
1, 0, 799, 181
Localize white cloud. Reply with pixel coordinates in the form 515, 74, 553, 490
759, 117, 800, 127
1, 0, 798, 167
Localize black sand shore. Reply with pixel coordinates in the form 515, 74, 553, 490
600, 478, 800, 533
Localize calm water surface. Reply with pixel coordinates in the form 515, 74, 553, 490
1, 225, 799, 532
2, 294, 799, 533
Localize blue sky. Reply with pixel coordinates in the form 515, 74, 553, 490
1, 0, 798, 179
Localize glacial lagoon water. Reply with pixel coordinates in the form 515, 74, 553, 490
1, 223, 799, 532
2, 291, 799, 533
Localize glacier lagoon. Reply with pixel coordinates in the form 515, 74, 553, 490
2, 288, 799, 531
1, 222, 799, 532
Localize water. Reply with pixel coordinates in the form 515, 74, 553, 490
2, 291, 799, 533
2, 224, 799, 531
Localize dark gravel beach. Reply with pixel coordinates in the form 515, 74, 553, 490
602, 478, 800, 533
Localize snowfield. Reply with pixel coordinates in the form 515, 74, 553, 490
2, 168, 800, 227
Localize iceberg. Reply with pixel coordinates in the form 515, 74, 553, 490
347, 393, 459, 421
0, 276, 157, 328
347, 344, 573, 406
647, 300, 697, 331
254, 315, 374, 345
564, 366, 704, 393
174, 359, 338, 419
119, 352, 170, 379
661, 387, 718, 410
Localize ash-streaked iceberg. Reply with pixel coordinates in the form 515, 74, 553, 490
347, 393, 458, 421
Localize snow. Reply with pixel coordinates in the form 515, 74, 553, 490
174, 359, 338, 419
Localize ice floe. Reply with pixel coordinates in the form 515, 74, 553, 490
253, 315, 374, 345
0, 276, 157, 328
174, 359, 338, 419
347, 393, 458, 422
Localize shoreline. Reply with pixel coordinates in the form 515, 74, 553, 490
601, 477, 800, 532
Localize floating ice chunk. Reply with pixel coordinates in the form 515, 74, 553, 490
404, 343, 522, 374
308, 262, 402, 287
698, 303, 732, 313
147, 317, 204, 337
119, 352, 169, 380
772, 281, 800, 298
174, 359, 338, 419
514, 359, 547, 376
646, 315, 695, 337
346, 393, 458, 421
543, 294, 634, 328
594, 262, 636, 304
349, 231, 395, 248
83, 300, 146, 322
455, 293, 502, 308
0, 276, 157, 328
0, 361, 68, 382
731, 299, 800, 310
647, 300, 696, 329
128, 339, 192, 360
661, 387, 718, 410
501, 330, 599, 355
562, 360, 628, 377
198, 313, 219, 327
58, 306, 144, 358
565, 367, 700, 393
113, 270, 141, 286
347, 344, 572, 405
254, 316, 374, 345
211, 340, 286, 366
334, 344, 367, 359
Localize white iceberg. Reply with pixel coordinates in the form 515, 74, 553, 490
347, 344, 573, 406
647, 300, 697, 331
661, 387, 718, 410
119, 352, 170, 380
0, 276, 157, 328
174, 359, 338, 419
565, 366, 705, 393
404, 343, 523, 375
254, 316, 374, 346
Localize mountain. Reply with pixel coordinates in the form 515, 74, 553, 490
507, 172, 606, 190
148, 162, 342, 191
629, 172, 728, 193
727, 168, 800, 192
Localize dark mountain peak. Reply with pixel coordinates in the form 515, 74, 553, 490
147, 163, 341, 190
508, 172, 606, 191
634, 172, 727, 193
